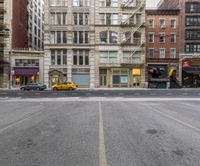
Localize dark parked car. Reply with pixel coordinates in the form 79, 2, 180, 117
20, 83, 47, 91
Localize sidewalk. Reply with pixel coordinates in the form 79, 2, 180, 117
1, 87, 200, 91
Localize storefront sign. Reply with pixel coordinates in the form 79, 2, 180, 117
193, 53, 200, 57
182, 60, 191, 68
120, 76, 128, 84
132, 68, 141, 76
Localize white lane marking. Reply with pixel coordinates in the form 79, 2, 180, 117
99, 101, 107, 166
0, 109, 44, 134
151, 109, 200, 133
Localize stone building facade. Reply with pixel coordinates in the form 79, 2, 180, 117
95, 0, 146, 88
44, 0, 95, 88
44, 0, 146, 88
0, 0, 12, 88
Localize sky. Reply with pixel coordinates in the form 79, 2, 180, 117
146, 0, 160, 8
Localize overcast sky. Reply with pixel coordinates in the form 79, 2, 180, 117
146, 0, 160, 8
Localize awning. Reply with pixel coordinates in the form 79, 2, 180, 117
183, 68, 200, 74
14, 68, 39, 76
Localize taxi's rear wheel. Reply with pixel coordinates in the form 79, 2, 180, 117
53, 87, 57, 91
68, 87, 73, 91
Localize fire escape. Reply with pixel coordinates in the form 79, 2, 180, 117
120, 0, 145, 65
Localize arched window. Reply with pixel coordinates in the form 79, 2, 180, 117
99, 31, 118, 44
123, 31, 131, 43
99, 31, 107, 43
133, 32, 141, 45
109, 31, 117, 43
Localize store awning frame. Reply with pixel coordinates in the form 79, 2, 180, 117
13, 67, 39, 76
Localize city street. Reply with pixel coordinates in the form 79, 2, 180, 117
0, 94, 200, 166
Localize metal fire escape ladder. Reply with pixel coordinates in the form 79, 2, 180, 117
121, 0, 145, 25
120, 0, 145, 64
122, 21, 145, 44
121, 0, 135, 8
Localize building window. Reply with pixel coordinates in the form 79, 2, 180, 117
73, 31, 89, 44
99, 51, 118, 63
73, 50, 90, 66
73, 13, 89, 25
170, 19, 176, 29
99, 13, 118, 25
50, 12, 67, 25
186, 16, 200, 26
99, 31, 118, 44
148, 33, 154, 43
51, 50, 55, 65
171, 33, 176, 43
186, 2, 200, 13
185, 43, 200, 52
51, 50, 67, 65
63, 51, 68, 65
100, 0, 118, 7
170, 48, 176, 58
73, 0, 89, 7
57, 51, 61, 65
50, 31, 67, 44
149, 48, 154, 58
185, 30, 200, 40
159, 33, 165, 43
15, 59, 39, 67
50, 0, 66, 6
160, 19, 166, 29
159, 48, 165, 58
148, 19, 154, 28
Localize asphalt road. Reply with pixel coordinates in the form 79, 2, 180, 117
0, 97, 200, 166
0, 89, 200, 98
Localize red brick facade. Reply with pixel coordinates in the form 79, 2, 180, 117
146, 9, 180, 88
12, 0, 28, 49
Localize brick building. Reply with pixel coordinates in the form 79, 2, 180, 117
12, 0, 28, 49
146, 9, 180, 88
179, 0, 200, 88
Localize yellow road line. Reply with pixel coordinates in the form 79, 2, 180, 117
99, 101, 107, 166
152, 109, 200, 133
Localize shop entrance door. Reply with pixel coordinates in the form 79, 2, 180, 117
133, 76, 141, 87
100, 75, 107, 87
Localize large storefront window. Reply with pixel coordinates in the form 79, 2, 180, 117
182, 58, 200, 88
112, 68, 129, 88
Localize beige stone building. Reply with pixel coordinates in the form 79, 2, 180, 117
0, 0, 12, 88
95, 0, 146, 88
44, 0, 146, 88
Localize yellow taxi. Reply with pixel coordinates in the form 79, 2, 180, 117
52, 82, 78, 91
